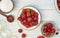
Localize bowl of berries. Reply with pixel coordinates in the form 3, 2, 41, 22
55, 0, 60, 13
17, 6, 41, 30
41, 22, 56, 37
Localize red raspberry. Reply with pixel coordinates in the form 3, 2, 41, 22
33, 21, 38, 25
51, 29, 55, 33
43, 28, 47, 33
31, 15, 35, 18
29, 22, 33, 27
21, 14, 26, 19
27, 17, 32, 22
34, 13, 38, 17
22, 9, 27, 14
46, 32, 49, 36
17, 17, 21, 21
48, 29, 51, 32
25, 23, 29, 28
37, 36, 44, 38
22, 20, 26, 24
46, 23, 52, 28
31, 10, 35, 16
34, 17, 38, 21
18, 29, 23, 33
22, 33, 26, 37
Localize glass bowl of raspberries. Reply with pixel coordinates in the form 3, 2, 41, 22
41, 21, 56, 37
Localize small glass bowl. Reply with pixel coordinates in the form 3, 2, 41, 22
41, 21, 56, 37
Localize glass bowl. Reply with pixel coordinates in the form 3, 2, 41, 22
41, 21, 57, 37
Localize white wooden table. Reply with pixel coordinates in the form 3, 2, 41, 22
0, 0, 60, 38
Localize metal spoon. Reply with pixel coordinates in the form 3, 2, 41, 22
1, 14, 14, 22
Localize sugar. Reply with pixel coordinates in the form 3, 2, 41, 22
0, 0, 13, 12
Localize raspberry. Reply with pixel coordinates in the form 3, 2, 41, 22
37, 36, 44, 38
46, 23, 52, 28
43, 28, 47, 33
51, 29, 55, 33
22, 9, 27, 14
46, 32, 49, 36
18, 29, 23, 33
22, 33, 26, 37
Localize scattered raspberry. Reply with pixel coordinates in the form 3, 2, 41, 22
18, 29, 23, 33
22, 33, 26, 37
37, 36, 44, 38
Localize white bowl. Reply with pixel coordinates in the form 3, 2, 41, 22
17, 6, 41, 30
0, 0, 14, 13
55, 0, 60, 13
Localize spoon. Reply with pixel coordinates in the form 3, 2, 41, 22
1, 14, 14, 22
